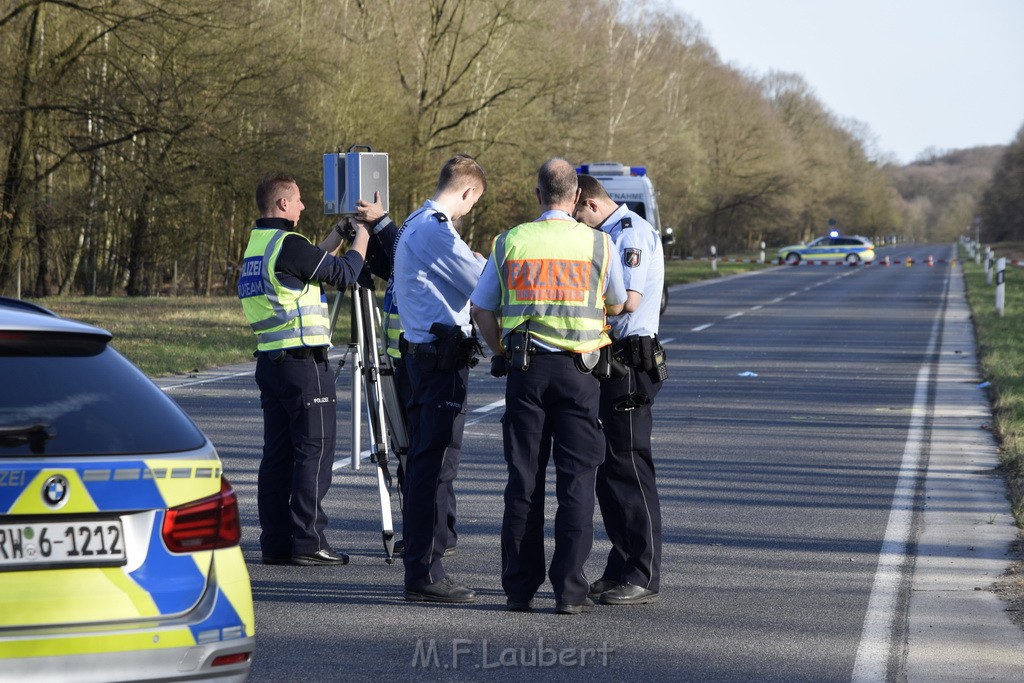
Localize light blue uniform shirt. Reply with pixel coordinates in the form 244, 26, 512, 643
471, 210, 628, 314
394, 199, 486, 344
601, 204, 663, 339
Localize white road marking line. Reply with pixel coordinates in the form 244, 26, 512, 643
474, 399, 505, 413
159, 370, 251, 391
467, 398, 505, 425
692, 323, 714, 332
850, 267, 946, 682
750, 305, 764, 311
724, 312, 744, 320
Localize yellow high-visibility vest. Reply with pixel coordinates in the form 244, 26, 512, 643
238, 229, 330, 351
493, 220, 612, 353
382, 280, 402, 359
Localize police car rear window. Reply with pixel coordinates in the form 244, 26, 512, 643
0, 343, 206, 457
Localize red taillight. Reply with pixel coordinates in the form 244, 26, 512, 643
211, 652, 251, 667
161, 477, 242, 553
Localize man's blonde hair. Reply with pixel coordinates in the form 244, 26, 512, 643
436, 154, 487, 194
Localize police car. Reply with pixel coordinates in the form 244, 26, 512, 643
576, 162, 673, 314
776, 232, 876, 265
0, 297, 254, 682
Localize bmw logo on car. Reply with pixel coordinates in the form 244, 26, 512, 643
42, 474, 69, 507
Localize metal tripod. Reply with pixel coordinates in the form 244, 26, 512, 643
329, 285, 409, 564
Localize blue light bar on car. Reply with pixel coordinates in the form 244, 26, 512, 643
630, 166, 646, 176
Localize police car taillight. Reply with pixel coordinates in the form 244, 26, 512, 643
162, 477, 242, 553
212, 652, 252, 667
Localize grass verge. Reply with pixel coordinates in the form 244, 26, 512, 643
664, 256, 772, 286
959, 243, 1024, 526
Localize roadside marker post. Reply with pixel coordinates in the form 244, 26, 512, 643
996, 257, 1006, 317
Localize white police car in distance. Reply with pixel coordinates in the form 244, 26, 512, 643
777, 232, 876, 265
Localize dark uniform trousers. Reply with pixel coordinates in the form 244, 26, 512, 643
393, 357, 458, 548
254, 350, 337, 557
402, 360, 468, 586
501, 353, 605, 606
596, 364, 663, 591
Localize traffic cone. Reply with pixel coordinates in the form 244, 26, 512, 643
884, 256, 891, 267
927, 255, 934, 267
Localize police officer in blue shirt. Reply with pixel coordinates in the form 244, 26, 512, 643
393, 154, 487, 604
354, 194, 458, 558
573, 173, 667, 605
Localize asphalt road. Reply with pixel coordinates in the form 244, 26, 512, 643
157, 243, 1017, 681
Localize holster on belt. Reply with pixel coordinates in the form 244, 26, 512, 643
594, 344, 628, 380
506, 329, 532, 372
610, 335, 668, 382
429, 322, 482, 371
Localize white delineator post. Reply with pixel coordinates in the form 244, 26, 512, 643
995, 257, 1006, 317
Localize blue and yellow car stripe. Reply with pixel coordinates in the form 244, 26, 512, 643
0, 459, 254, 660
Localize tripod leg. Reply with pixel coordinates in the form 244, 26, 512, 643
357, 286, 398, 563
376, 466, 396, 564
349, 286, 363, 471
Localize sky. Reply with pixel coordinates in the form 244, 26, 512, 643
671, 0, 1024, 164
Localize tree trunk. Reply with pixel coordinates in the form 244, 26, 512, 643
0, 5, 44, 294
126, 191, 152, 296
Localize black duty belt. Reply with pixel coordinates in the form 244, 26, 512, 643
262, 347, 328, 362
405, 341, 431, 355
532, 348, 572, 356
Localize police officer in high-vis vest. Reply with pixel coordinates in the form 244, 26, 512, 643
471, 158, 627, 615
393, 154, 487, 604
574, 173, 667, 605
238, 174, 369, 567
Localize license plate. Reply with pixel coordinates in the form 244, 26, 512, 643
0, 519, 126, 570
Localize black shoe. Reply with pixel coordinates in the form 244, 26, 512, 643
555, 597, 595, 615
392, 541, 453, 558
291, 548, 350, 566
404, 577, 477, 604
599, 583, 659, 605
587, 578, 618, 598
261, 555, 292, 565
506, 598, 533, 612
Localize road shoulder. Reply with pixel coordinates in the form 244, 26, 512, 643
906, 266, 1024, 681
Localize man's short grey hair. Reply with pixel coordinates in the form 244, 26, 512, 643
537, 158, 578, 205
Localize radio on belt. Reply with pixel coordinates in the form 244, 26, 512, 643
323, 144, 389, 215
